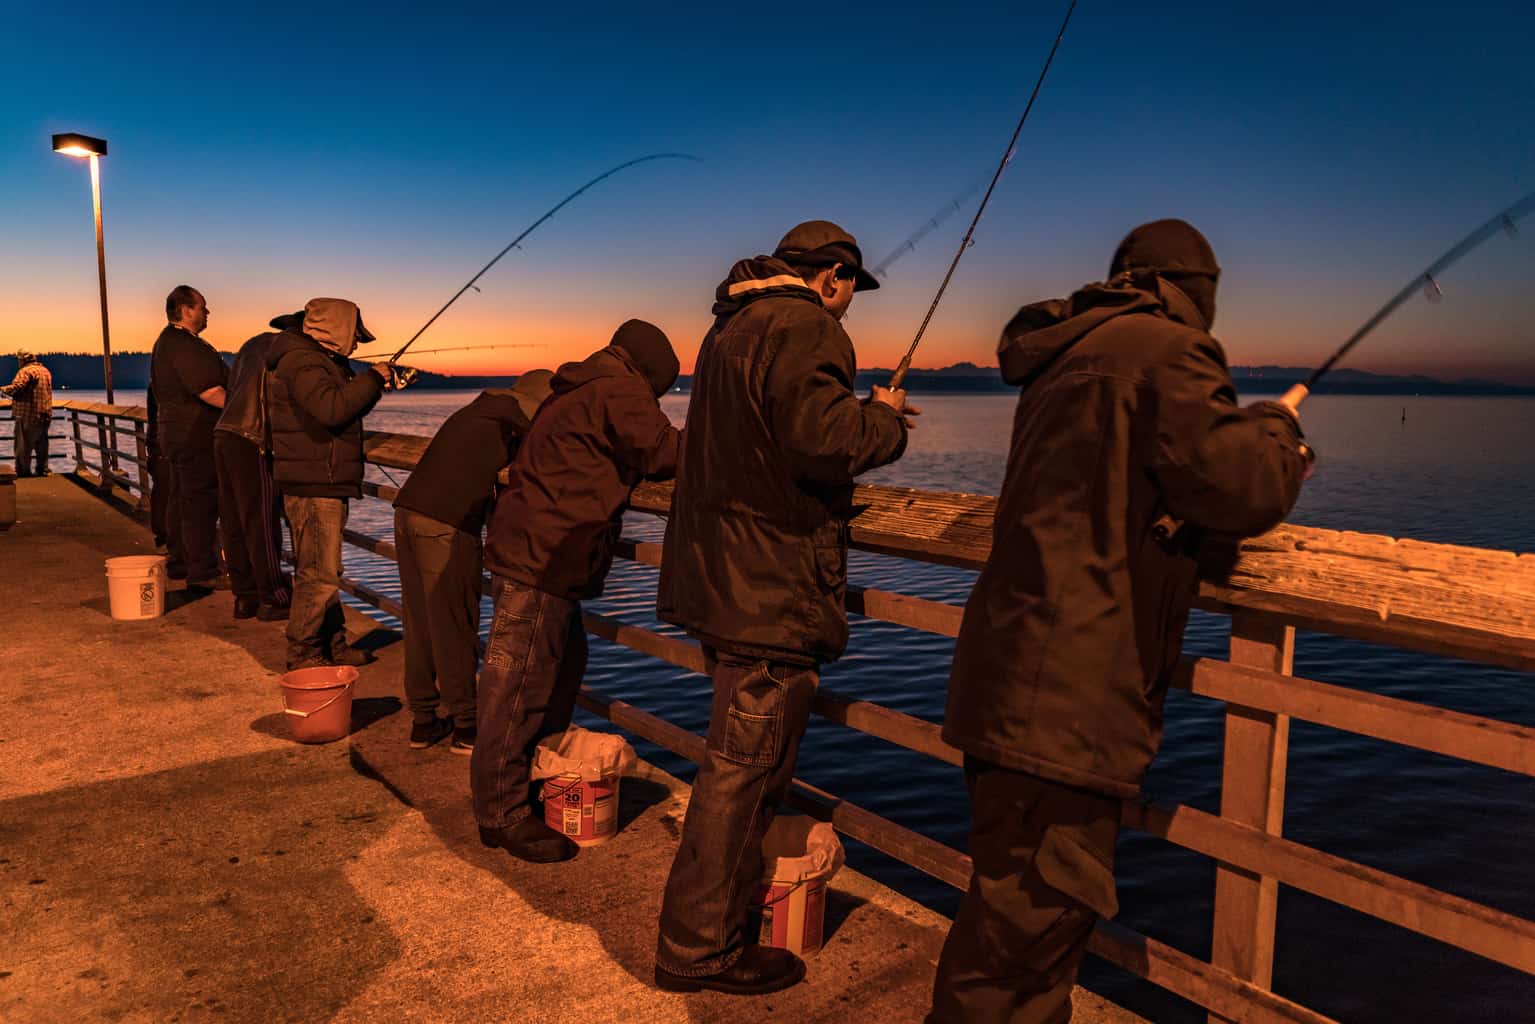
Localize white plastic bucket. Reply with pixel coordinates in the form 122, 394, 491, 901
105, 555, 167, 620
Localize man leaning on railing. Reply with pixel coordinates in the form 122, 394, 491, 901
2, 349, 54, 478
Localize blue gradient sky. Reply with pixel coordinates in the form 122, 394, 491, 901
3, 2, 1532, 379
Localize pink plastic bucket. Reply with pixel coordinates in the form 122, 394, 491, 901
279, 666, 358, 743
542, 772, 621, 846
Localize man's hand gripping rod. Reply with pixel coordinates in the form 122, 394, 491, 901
888, 0, 1077, 391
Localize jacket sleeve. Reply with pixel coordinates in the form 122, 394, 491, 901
1149, 333, 1307, 537
608, 382, 680, 481
278, 350, 385, 429
764, 319, 908, 486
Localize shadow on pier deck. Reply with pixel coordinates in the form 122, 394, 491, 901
0, 475, 1138, 1024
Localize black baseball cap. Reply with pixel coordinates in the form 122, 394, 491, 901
772, 220, 881, 292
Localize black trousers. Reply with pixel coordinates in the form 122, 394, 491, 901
13, 416, 49, 476
148, 450, 170, 548
656, 652, 819, 976
928, 760, 1121, 1024
214, 433, 290, 605
165, 441, 221, 580
395, 507, 483, 727
471, 578, 587, 828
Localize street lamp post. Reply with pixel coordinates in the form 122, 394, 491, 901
51, 132, 113, 404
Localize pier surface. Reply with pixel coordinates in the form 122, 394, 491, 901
0, 475, 1141, 1024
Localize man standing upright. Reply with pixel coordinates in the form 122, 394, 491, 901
150, 285, 227, 587
215, 311, 302, 621
266, 297, 390, 670
928, 220, 1312, 1024
2, 350, 53, 477
475, 322, 679, 864
654, 221, 914, 995
392, 369, 555, 755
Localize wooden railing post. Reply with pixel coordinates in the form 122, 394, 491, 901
94, 413, 110, 487
1209, 612, 1294, 1020
132, 418, 150, 510
70, 410, 85, 473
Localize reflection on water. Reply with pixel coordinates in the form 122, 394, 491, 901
78, 389, 1535, 1022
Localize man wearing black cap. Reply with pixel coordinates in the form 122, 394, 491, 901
653, 221, 914, 995
928, 220, 1313, 1023
475, 320, 680, 864
265, 297, 392, 670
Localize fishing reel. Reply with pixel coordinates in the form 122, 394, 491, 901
387, 364, 419, 391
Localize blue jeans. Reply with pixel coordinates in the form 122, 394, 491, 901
655, 652, 819, 976
471, 578, 588, 828
283, 495, 348, 667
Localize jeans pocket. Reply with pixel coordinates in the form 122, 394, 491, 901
484, 586, 539, 671
721, 664, 785, 768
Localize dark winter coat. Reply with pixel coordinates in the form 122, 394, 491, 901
216, 312, 303, 449
393, 390, 536, 535
264, 330, 385, 499
656, 256, 908, 665
484, 346, 679, 601
943, 276, 1308, 798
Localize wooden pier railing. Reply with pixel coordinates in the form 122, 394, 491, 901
53, 401, 1535, 1024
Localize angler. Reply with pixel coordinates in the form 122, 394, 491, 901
929, 220, 1312, 1023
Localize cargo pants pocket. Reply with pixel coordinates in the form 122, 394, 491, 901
484, 583, 540, 671
1033, 822, 1120, 920
721, 663, 786, 768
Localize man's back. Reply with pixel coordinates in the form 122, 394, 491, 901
150, 325, 226, 449
395, 391, 533, 535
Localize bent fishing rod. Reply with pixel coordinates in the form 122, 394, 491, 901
363, 152, 699, 387
1276, 187, 1535, 411
889, 0, 1077, 390
1152, 187, 1535, 545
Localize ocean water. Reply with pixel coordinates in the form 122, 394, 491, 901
48, 389, 1535, 1022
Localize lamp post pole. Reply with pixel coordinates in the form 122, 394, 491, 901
89, 152, 112, 404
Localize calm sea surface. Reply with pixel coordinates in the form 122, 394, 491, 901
57, 388, 1535, 1022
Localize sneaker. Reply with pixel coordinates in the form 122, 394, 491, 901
654, 946, 806, 996
286, 656, 330, 672
327, 644, 375, 667
233, 595, 260, 620
450, 725, 476, 756
478, 818, 578, 864
256, 601, 291, 622
409, 718, 452, 750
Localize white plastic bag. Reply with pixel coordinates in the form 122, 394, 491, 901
530, 725, 637, 782
760, 815, 845, 884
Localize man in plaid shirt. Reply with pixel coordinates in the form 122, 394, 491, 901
2, 350, 53, 477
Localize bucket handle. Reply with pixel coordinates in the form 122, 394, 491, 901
282, 681, 355, 719
540, 773, 614, 801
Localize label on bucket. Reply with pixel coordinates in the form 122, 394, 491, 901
751, 879, 826, 957
544, 773, 618, 846
139, 581, 157, 614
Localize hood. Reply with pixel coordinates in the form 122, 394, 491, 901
997, 275, 1207, 389
302, 298, 372, 358
1109, 219, 1220, 328
265, 327, 324, 370
550, 347, 642, 396
479, 368, 555, 424
608, 319, 678, 396
710, 255, 821, 320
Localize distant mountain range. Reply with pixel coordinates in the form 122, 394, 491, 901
6, 353, 1534, 397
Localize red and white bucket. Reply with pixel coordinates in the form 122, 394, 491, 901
542, 771, 621, 846
752, 876, 829, 957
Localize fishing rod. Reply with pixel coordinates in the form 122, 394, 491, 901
1152, 188, 1535, 545
870, 178, 985, 279
889, 0, 1077, 390
1277, 188, 1535, 411
382, 152, 699, 388
359, 342, 541, 359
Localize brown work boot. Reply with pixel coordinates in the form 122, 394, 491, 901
327, 644, 375, 667
654, 946, 806, 995
233, 595, 260, 620
478, 818, 578, 864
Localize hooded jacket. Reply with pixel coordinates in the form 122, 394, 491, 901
484, 339, 679, 601
943, 275, 1308, 798
656, 256, 908, 665
393, 370, 555, 535
215, 311, 304, 448
264, 304, 385, 499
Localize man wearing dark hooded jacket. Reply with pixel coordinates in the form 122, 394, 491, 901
928, 220, 1312, 1024
392, 370, 555, 755
265, 297, 391, 670
215, 311, 302, 622
476, 320, 680, 864
654, 221, 913, 996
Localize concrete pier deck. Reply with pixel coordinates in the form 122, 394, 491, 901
0, 475, 1141, 1024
